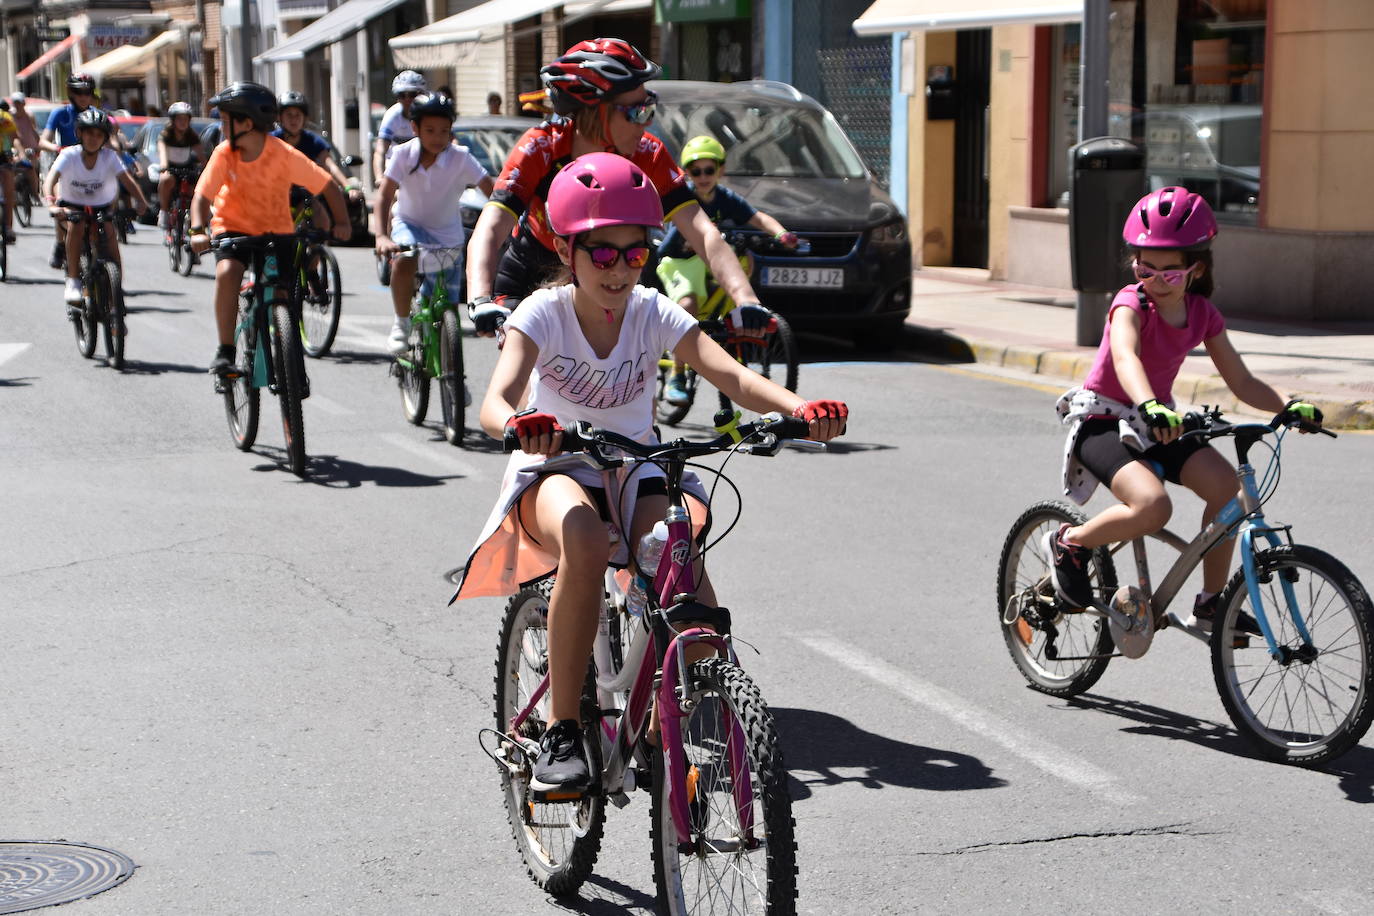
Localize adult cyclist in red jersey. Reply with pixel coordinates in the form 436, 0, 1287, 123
465, 38, 772, 340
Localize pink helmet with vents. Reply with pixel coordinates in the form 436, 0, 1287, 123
1122, 186, 1218, 250
546, 152, 663, 237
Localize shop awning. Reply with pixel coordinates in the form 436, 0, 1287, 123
84, 25, 192, 80
853, 0, 1081, 34
256, 0, 410, 64
389, 0, 649, 70
15, 33, 80, 81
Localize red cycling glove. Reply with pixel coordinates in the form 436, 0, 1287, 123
792, 399, 849, 423
505, 410, 561, 440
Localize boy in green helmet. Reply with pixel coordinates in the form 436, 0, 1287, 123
655, 134, 798, 405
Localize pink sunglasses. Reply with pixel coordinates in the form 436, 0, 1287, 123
1133, 260, 1197, 286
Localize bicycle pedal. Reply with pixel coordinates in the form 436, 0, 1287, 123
531, 786, 590, 804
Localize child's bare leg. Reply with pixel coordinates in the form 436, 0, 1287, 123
1180, 448, 1241, 593
1065, 461, 1172, 549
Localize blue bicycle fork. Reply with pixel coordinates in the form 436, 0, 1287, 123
1230, 460, 1315, 658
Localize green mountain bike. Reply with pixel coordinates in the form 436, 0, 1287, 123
391, 245, 467, 446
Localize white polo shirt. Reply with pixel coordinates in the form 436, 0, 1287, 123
383, 138, 488, 247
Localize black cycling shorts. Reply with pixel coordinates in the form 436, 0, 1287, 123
1075, 417, 1215, 487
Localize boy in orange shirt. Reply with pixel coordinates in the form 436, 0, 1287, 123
189, 82, 349, 374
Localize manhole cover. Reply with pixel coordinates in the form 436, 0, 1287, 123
0, 842, 135, 914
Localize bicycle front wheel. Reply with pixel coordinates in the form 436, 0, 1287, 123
271, 303, 308, 476
177, 209, 197, 277
73, 260, 99, 359
300, 245, 342, 358
223, 311, 259, 450
494, 582, 605, 896
167, 211, 183, 273
1213, 544, 1374, 767
0, 235, 7, 282
397, 319, 429, 425
99, 262, 125, 370
997, 500, 1117, 696
15, 181, 32, 227
438, 308, 465, 445
732, 312, 799, 393
651, 657, 797, 916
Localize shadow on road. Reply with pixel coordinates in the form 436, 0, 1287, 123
125, 303, 191, 314
2, 275, 62, 286
0, 376, 36, 387
772, 706, 1006, 799
541, 874, 657, 915
1324, 745, 1374, 804
250, 447, 463, 487
327, 349, 394, 366
118, 359, 205, 375
123, 289, 186, 300
1062, 692, 1255, 757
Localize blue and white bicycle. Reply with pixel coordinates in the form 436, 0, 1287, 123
998, 407, 1373, 766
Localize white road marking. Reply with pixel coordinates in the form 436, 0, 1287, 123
0, 342, 33, 367
308, 394, 353, 416
793, 633, 1143, 806
380, 432, 482, 477
133, 316, 184, 337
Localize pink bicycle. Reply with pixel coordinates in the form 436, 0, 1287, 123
482, 412, 811, 914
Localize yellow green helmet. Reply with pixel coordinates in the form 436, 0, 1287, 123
680, 135, 726, 168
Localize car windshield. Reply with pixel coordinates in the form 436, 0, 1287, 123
652, 101, 867, 180
454, 126, 525, 175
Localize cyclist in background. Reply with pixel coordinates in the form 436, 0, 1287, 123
41, 73, 100, 267
453, 152, 848, 793
41, 108, 148, 305
273, 90, 365, 238
655, 134, 799, 404
373, 92, 493, 355
0, 104, 17, 242
186, 82, 350, 374
1048, 187, 1323, 633
156, 101, 204, 234
464, 38, 770, 336
373, 70, 426, 186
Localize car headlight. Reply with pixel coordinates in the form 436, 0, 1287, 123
870, 220, 907, 244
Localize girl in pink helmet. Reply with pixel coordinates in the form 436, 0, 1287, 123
451, 153, 848, 794
1046, 186, 1323, 634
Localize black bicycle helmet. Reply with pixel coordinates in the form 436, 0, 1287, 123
67, 72, 96, 93
75, 107, 115, 136
540, 38, 660, 115
209, 81, 279, 132
278, 90, 309, 116
407, 92, 456, 124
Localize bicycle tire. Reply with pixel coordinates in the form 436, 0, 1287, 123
1212, 544, 1374, 767
271, 303, 308, 476
177, 208, 197, 277
223, 310, 259, 450
100, 262, 125, 370
397, 319, 430, 425
732, 312, 799, 393
439, 308, 465, 446
73, 258, 99, 359
654, 361, 692, 426
494, 582, 606, 897
167, 208, 183, 273
0, 234, 6, 282
997, 500, 1117, 696
300, 244, 342, 358
650, 656, 797, 916
15, 178, 32, 227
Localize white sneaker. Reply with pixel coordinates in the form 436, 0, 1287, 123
64, 278, 83, 304
387, 317, 412, 356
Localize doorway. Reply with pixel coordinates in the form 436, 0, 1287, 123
953, 29, 990, 268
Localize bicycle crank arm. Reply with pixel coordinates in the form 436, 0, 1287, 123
1164, 613, 1211, 645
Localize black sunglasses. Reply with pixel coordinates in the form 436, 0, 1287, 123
689, 165, 717, 178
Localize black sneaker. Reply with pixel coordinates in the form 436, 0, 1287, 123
209, 344, 235, 375
50, 241, 65, 269
2, 228, 15, 244
1043, 523, 1096, 608
1188, 594, 1261, 645
530, 719, 590, 795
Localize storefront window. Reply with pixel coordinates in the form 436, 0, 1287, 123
1046, 1, 1265, 222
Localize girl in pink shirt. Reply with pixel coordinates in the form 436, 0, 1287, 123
1046, 187, 1323, 633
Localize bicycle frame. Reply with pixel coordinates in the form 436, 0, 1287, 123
395, 247, 462, 379
233, 240, 299, 391
504, 456, 750, 847
1100, 423, 1313, 660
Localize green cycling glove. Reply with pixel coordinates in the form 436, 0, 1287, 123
1137, 398, 1182, 432
1282, 398, 1323, 425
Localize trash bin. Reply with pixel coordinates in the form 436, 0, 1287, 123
1069, 137, 1144, 345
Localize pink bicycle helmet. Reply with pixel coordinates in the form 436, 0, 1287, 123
1122, 186, 1218, 249
546, 153, 663, 237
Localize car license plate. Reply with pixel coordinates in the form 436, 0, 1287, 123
762, 266, 843, 289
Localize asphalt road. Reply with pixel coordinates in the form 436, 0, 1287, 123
3, 213, 1374, 915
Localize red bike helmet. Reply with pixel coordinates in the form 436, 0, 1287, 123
540, 38, 661, 115
1122, 186, 1218, 250
546, 153, 664, 238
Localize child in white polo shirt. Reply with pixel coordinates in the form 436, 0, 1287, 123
374, 92, 494, 355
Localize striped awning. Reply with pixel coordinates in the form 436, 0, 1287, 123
853, 0, 1082, 34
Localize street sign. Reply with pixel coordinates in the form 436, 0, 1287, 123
36, 27, 71, 42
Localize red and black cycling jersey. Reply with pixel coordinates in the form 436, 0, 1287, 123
488, 119, 697, 252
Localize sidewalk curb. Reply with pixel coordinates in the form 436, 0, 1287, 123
905, 324, 1374, 430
